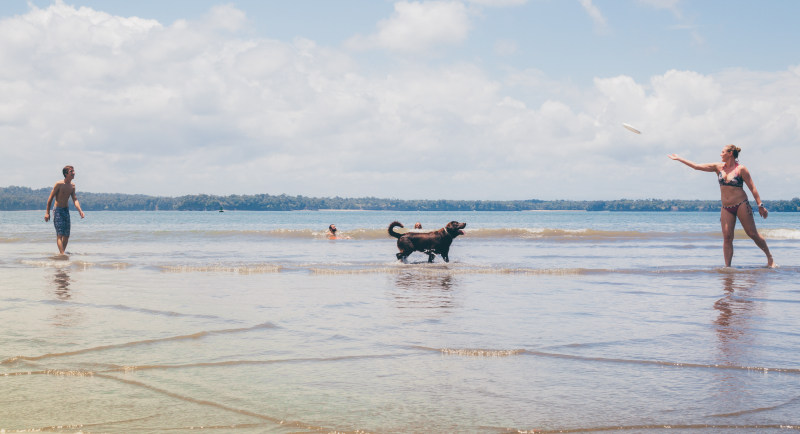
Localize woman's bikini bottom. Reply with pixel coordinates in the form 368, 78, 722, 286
722, 199, 751, 216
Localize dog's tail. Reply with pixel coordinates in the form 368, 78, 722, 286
388, 221, 404, 239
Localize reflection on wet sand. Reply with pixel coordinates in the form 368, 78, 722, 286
391, 270, 458, 311
711, 272, 763, 414
714, 273, 760, 359
50, 267, 83, 328
54, 268, 71, 300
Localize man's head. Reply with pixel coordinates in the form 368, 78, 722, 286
62, 165, 75, 178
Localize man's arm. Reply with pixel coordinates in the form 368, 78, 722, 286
71, 186, 85, 218
44, 183, 58, 222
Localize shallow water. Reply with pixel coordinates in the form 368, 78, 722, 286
1, 210, 799, 432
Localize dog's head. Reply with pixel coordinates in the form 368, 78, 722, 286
445, 221, 466, 237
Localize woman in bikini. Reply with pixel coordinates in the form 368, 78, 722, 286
669, 145, 774, 268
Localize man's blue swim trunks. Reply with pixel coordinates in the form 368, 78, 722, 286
53, 207, 71, 237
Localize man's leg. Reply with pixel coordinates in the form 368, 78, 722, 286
53, 208, 71, 255
57, 235, 68, 254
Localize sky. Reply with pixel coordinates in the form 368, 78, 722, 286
1, 0, 799, 200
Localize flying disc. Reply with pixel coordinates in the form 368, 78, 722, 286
622, 123, 641, 134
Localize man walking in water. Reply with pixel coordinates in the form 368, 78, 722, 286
44, 165, 85, 255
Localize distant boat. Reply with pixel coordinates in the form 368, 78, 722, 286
219, 206, 224, 213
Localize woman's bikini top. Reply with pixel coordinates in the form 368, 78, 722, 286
718, 165, 744, 188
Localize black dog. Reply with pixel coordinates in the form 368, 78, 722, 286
388, 221, 466, 263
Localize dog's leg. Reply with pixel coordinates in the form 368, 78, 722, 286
397, 251, 411, 263
422, 249, 435, 263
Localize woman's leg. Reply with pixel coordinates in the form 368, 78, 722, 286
737, 204, 775, 267
720, 209, 737, 267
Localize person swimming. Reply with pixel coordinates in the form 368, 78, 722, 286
669, 145, 774, 268
326, 224, 350, 239
327, 224, 338, 239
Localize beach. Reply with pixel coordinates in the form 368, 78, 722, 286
2, 210, 800, 432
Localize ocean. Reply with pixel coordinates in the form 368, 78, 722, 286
1, 209, 799, 433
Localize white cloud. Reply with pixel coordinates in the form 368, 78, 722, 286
345, 1, 471, 53
1, 3, 800, 200
579, 0, 608, 33
203, 4, 248, 32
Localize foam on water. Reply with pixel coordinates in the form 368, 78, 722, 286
763, 228, 800, 240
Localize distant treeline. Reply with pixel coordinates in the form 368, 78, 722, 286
2, 186, 800, 212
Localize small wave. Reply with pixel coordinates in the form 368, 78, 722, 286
71, 260, 130, 270
465, 227, 673, 240
2, 353, 400, 378
763, 228, 800, 240
309, 263, 602, 276
19, 258, 131, 270
386, 226, 681, 241
440, 348, 525, 357
413, 345, 524, 357
412, 345, 800, 374
149, 261, 617, 276
500, 423, 800, 433
708, 394, 800, 418
158, 263, 282, 274
148, 227, 388, 241
1, 322, 277, 365
20, 257, 71, 267
36, 300, 230, 321
98, 353, 399, 374
43, 368, 94, 377
204, 228, 323, 239
4, 416, 170, 433
522, 350, 800, 374
19, 256, 797, 277
308, 264, 795, 277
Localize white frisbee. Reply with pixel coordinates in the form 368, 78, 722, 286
622, 123, 641, 134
